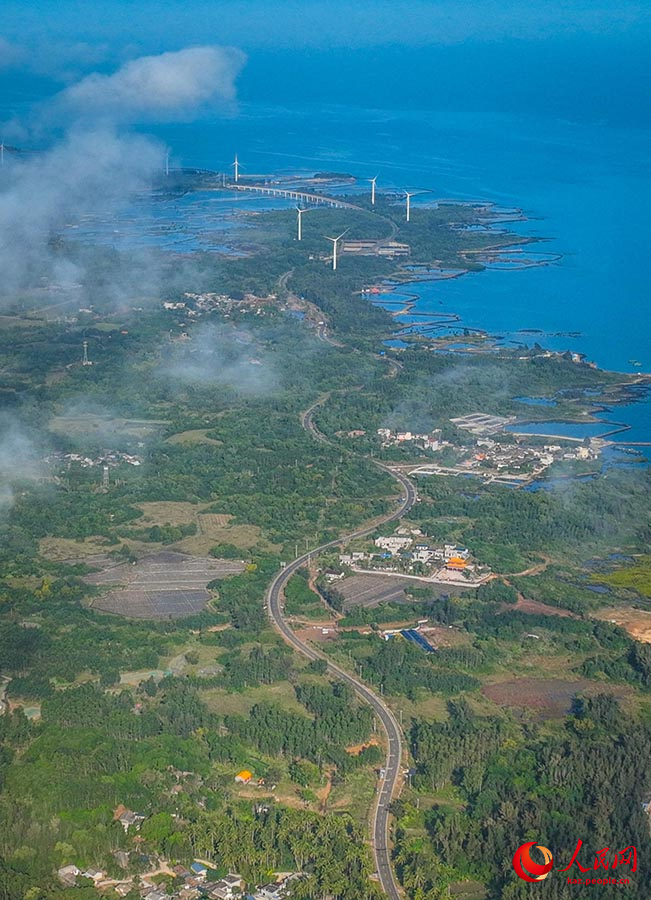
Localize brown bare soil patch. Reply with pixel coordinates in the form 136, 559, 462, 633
346, 736, 380, 756
482, 677, 626, 719
503, 597, 577, 618
293, 624, 338, 644
592, 606, 651, 644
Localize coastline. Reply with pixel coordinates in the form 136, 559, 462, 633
364, 246, 651, 447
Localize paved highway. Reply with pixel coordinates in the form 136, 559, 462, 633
265, 399, 417, 900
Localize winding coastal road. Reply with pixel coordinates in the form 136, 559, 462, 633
265, 397, 417, 899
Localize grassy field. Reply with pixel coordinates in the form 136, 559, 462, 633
326, 767, 379, 826
0, 315, 42, 327
165, 429, 223, 446
199, 680, 310, 717
135, 501, 276, 555
387, 693, 448, 724
48, 413, 168, 440
39, 535, 113, 560
595, 556, 651, 597
137, 501, 201, 524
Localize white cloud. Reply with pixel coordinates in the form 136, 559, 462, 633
55, 45, 246, 122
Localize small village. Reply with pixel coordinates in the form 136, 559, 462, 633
46, 450, 144, 470
376, 422, 602, 483
336, 526, 491, 585
176, 292, 277, 317
57, 803, 301, 900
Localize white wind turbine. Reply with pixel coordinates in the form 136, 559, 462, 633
405, 190, 415, 222
404, 189, 431, 222
369, 174, 379, 206
296, 206, 313, 241
232, 154, 242, 182
325, 229, 349, 270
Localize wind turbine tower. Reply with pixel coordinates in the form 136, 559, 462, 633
0, 144, 4, 167
296, 207, 311, 241
405, 191, 414, 222
232, 154, 240, 182
369, 174, 378, 206
165, 150, 170, 177
404, 188, 431, 222
325, 229, 349, 271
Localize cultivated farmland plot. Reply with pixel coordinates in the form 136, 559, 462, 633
85, 550, 246, 619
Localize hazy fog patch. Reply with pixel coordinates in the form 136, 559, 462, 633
161, 322, 279, 396
0, 416, 44, 511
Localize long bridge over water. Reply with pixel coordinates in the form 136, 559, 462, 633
225, 182, 362, 209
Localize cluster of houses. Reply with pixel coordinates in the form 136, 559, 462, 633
58, 863, 245, 900
454, 437, 600, 476
337, 527, 490, 584
376, 427, 442, 451
58, 858, 300, 900
373, 535, 471, 569
46, 450, 143, 469
179, 292, 276, 317
376, 416, 602, 485
58, 805, 301, 900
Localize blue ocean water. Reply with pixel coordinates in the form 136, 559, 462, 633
148, 104, 651, 441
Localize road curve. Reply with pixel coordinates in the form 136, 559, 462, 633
265, 398, 417, 900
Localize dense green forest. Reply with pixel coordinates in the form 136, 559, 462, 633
396, 695, 651, 899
